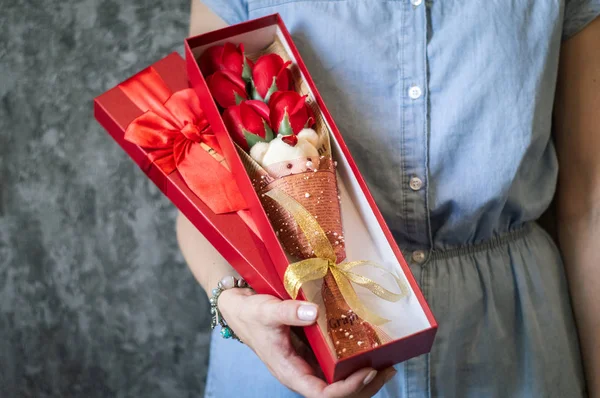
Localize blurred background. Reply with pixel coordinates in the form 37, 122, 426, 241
0, 1, 213, 396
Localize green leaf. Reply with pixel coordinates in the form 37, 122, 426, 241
250, 82, 264, 101
234, 92, 245, 105
278, 112, 293, 136
264, 77, 278, 103
242, 58, 252, 83
243, 129, 266, 149
263, 120, 274, 142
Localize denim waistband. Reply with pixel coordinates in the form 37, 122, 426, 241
428, 223, 535, 261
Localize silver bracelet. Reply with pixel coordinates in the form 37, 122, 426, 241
209, 276, 248, 342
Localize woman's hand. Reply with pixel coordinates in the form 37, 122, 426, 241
219, 288, 397, 398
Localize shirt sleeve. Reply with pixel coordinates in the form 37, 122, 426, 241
200, 0, 248, 25
563, 0, 600, 40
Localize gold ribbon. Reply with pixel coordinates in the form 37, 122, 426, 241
265, 189, 409, 326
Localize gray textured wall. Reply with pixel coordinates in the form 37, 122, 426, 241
0, 1, 212, 396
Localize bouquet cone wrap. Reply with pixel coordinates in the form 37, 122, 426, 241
240, 148, 390, 359
258, 157, 344, 262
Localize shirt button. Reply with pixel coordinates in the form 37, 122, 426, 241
411, 0, 423, 6
408, 85, 422, 99
409, 176, 423, 191
412, 250, 426, 264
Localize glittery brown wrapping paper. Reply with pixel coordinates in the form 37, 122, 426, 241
256, 161, 385, 359
258, 158, 346, 263
322, 272, 384, 358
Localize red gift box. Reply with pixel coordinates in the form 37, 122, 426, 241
94, 53, 287, 299
184, 14, 437, 383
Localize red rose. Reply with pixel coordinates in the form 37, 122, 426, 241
223, 100, 274, 150
206, 70, 248, 109
269, 91, 315, 135
199, 42, 253, 80
252, 54, 292, 101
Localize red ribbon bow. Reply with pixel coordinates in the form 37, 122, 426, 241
119, 67, 246, 214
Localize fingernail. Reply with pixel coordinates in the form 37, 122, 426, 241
384, 369, 397, 383
297, 304, 317, 321
363, 370, 377, 385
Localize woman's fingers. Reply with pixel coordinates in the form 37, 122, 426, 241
290, 329, 324, 378
223, 294, 326, 395
258, 299, 319, 327
218, 291, 395, 397
266, 341, 329, 397
321, 367, 379, 398
358, 367, 397, 397
316, 366, 396, 398
261, 330, 381, 398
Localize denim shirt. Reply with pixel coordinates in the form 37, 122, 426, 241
201, 0, 600, 251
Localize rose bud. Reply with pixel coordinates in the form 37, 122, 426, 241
251, 54, 293, 102
269, 91, 315, 136
206, 70, 248, 109
223, 100, 274, 151
199, 42, 253, 81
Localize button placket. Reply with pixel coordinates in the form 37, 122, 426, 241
401, 3, 432, 396
397, 0, 431, 250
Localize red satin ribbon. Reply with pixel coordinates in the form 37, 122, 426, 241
120, 67, 246, 214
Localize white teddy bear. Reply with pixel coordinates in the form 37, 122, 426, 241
250, 128, 321, 169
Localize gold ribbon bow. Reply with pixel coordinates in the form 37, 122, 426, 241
266, 189, 409, 326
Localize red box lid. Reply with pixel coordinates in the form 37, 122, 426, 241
94, 53, 287, 299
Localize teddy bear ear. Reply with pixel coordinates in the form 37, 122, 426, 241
249, 141, 270, 164
297, 128, 319, 147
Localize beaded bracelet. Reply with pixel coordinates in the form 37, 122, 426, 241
209, 276, 248, 342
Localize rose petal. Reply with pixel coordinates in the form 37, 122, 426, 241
222, 42, 244, 76
289, 111, 309, 134
269, 91, 312, 134
276, 67, 293, 94
198, 45, 224, 76
291, 95, 309, 115
269, 91, 300, 131
222, 105, 248, 150
245, 100, 271, 124
240, 101, 267, 138
253, 54, 286, 98
207, 70, 248, 108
